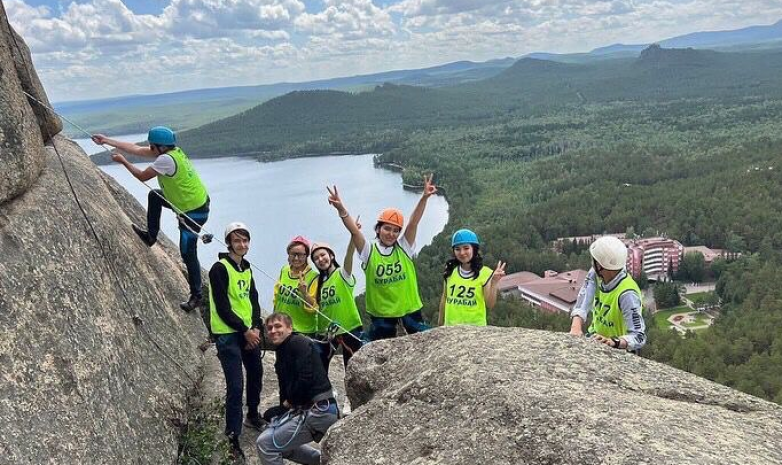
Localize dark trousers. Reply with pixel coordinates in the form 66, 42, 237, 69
215, 333, 263, 438
368, 310, 429, 341
315, 327, 364, 373
146, 189, 209, 297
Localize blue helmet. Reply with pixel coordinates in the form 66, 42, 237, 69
452, 229, 479, 247
148, 126, 176, 146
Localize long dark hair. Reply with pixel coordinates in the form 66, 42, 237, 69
443, 245, 483, 280
315, 251, 340, 305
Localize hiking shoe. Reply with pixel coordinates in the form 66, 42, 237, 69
131, 224, 156, 247
227, 434, 245, 462
179, 295, 202, 312
244, 414, 267, 430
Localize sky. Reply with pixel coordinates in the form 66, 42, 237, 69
6, 0, 782, 102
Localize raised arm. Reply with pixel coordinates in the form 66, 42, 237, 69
484, 261, 507, 310
404, 174, 437, 246
92, 134, 158, 159
343, 215, 361, 276
327, 185, 366, 253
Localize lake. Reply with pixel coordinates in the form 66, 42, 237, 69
80, 139, 450, 305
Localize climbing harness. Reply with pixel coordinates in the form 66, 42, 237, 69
270, 408, 307, 449
21, 91, 364, 345
269, 398, 335, 450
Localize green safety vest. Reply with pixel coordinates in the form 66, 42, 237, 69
364, 242, 422, 318
274, 265, 319, 334
315, 269, 363, 335
157, 147, 209, 212
209, 259, 254, 335
444, 266, 494, 326
588, 274, 642, 338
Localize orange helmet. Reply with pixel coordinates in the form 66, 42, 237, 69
377, 208, 404, 228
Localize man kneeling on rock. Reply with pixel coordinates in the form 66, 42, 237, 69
257, 313, 338, 465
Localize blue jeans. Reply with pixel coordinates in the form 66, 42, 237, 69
215, 333, 263, 437
369, 310, 429, 341
146, 189, 209, 297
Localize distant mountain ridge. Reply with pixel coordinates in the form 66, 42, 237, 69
591, 19, 782, 56
61, 18, 782, 137
169, 45, 782, 160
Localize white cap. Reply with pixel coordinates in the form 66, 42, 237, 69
589, 236, 627, 270
224, 222, 251, 242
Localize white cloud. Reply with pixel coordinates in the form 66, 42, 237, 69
389, 0, 518, 17
163, 0, 305, 38
294, 0, 395, 40
6, 0, 782, 101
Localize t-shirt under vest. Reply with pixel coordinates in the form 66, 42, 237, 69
443, 266, 494, 326
363, 241, 423, 318
209, 258, 253, 335
274, 265, 319, 334
156, 147, 209, 212
588, 274, 643, 338
315, 268, 363, 335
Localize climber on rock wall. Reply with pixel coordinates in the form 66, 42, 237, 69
93, 126, 210, 312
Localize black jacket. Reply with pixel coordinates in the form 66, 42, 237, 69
275, 333, 332, 407
208, 253, 262, 333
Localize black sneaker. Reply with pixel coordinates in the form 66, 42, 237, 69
131, 224, 156, 247
244, 414, 267, 430
179, 295, 202, 312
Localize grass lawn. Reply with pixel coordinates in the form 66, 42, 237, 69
682, 313, 711, 328
686, 291, 716, 305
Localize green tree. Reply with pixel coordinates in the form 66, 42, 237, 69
680, 252, 706, 282
654, 281, 682, 309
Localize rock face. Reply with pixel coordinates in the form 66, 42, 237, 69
324, 327, 782, 465
0, 12, 205, 465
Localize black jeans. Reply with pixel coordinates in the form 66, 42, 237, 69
215, 333, 263, 437
369, 310, 429, 341
146, 189, 209, 297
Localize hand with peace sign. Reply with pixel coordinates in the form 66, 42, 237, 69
297, 273, 309, 295
491, 261, 507, 283
485, 260, 507, 310
327, 185, 367, 253
422, 173, 438, 198
327, 185, 348, 216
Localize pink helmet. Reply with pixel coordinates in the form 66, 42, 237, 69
287, 235, 311, 254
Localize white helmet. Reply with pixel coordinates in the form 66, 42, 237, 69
589, 236, 627, 270
224, 222, 251, 242
310, 242, 335, 258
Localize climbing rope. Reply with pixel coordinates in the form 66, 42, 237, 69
22, 90, 365, 345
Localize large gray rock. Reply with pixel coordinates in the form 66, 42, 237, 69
0, 2, 62, 141
324, 327, 782, 465
0, 2, 48, 204
0, 135, 206, 463
9, 26, 63, 141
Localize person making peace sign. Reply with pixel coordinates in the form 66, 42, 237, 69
327, 174, 438, 340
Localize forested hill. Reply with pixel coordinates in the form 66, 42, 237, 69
180, 45, 782, 404
177, 46, 782, 158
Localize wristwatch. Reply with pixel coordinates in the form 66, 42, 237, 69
611, 337, 622, 349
